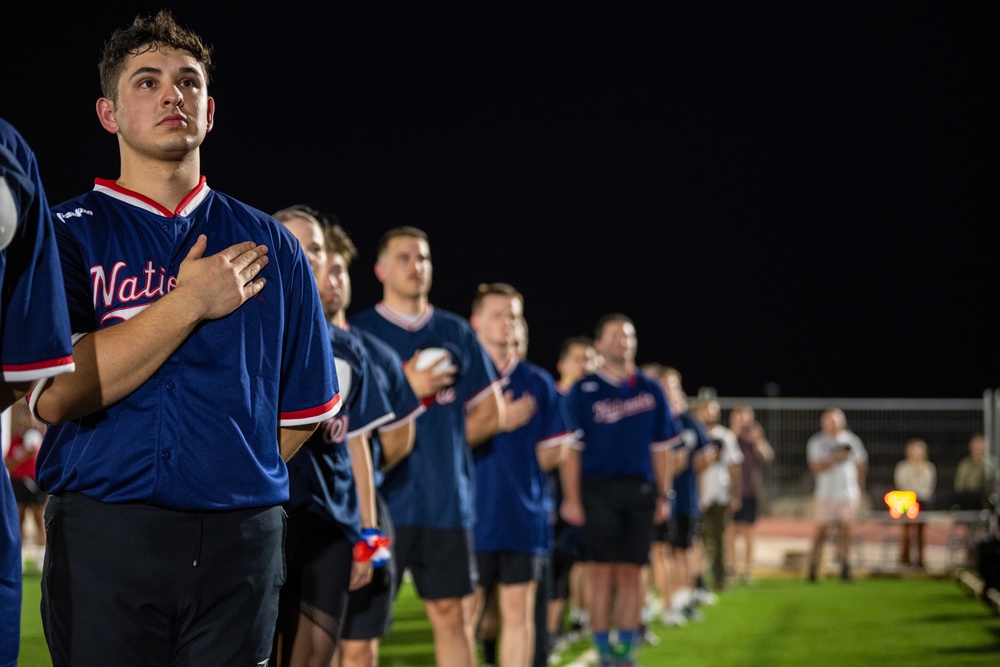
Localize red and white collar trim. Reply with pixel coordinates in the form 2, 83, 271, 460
375, 302, 434, 331
595, 366, 637, 387
93, 176, 211, 218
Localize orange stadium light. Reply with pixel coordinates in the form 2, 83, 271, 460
884, 490, 920, 519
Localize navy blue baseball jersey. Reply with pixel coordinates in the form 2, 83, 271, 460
36, 178, 340, 511
351, 325, 424, 487
565, 368, 682, 481
287, 324, 394, 542
1, 117, 75, 667
473, 357, 572, 554
350, 303, 500, 530
671, 411, 710, 518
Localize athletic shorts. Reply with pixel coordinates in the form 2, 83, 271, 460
581, 477, 656, 565
341, 492, 397, 640
11, 477, 46, 506
477, 551, 546, 590
393, 526, 477, 600
733, 495, 758, 524
814, 497, 860, 525
666, 514, 700, 550
280, 509, 353, 643
42, 493, 284, 667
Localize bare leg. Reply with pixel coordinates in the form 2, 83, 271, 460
426, 596, 476, 667
498, 581, 536, 667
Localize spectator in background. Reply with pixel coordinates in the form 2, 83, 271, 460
893, 438, 936, 569
954, 433, 997, 511
3, 401, 48, 557
728, 405, 774, 584
692, 397, 743, 591
806, 409, 867, 582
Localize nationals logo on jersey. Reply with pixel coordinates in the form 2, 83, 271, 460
591, 392, 656, 424
91, 260, 177, 323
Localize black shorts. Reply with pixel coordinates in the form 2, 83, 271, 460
477, 551, 546, 590
666, 514, 699, 550
581, 477, 656, 565
341, 492, 397, 640
733, 495, 758, 524
42, 493, 284, 667
11, 477, 46, 506
394, 526, 477, 600
280, 509, 353, 642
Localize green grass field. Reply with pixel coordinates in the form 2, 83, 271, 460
19, 570, 1000, 666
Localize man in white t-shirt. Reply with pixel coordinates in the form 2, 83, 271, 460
806, 408, 867, 582
692, 398, 743, 591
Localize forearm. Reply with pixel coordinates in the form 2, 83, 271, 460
653, 448, 673, 496
536, 443, 564, 472
465, 388, 502, 447
348, 434, 377, 528
560, 449, 582, 503
379, 422, 415, 469
279, 423, 318, 462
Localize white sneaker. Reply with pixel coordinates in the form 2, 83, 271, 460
661, 608, 688, 627
694, 588, 719, 606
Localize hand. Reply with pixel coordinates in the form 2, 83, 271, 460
348, 560, 374, 591
403, 349, 456, 398
173, 235, 268, 321
501, 390, 537, 432
655, 496, 671, 524
560, 498, 585, 526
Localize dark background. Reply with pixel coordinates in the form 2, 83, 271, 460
2, 3, 994, 398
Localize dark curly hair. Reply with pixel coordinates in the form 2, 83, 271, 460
98, 10, 214, 100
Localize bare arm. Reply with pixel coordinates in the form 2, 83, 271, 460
279, 423, 318, 462
465, 385, 504, 448
347, 432, 377, 591
536, 442, 564, 472
33, 236, 268, 423
378, 421, 416, 469
653, 447, 674, 524
559, 447, 584, 526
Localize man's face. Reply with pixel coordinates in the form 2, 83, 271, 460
376, 236, 432, 299
596, 320, 637, 365
697, 400, 721, 427
322, 252, 352, 319
283, 217, 328, 292
472, 293, 522, 350
557, 343, 597, 385
821, 410, 844, 436
663, 373, 687, 413
100, 45, 214, 160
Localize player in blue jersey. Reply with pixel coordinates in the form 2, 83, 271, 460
0, 117, 76, 667
467, 283, 571, 667
274, 207, 396, 667
549, 337, 598, 647
560, 314, 681, 667
653, 366, 717, 622
306, 213, 426, 667
28, 13, 339, 666
351, 226, 504, 667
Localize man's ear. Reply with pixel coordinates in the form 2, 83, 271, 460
205, 97, 215, 132
96, 98, 119, 134
374, 260, 386, 284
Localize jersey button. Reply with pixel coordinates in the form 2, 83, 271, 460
166, 381, 175, 390
162, 452, 171, 460
161, 223, 170, 232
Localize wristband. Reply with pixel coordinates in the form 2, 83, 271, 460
660, 490, 676, 501
353, 528, 392, 567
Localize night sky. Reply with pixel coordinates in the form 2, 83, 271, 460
2, 3, 994, 398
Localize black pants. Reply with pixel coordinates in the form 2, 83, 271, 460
42, 493, 285, 667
